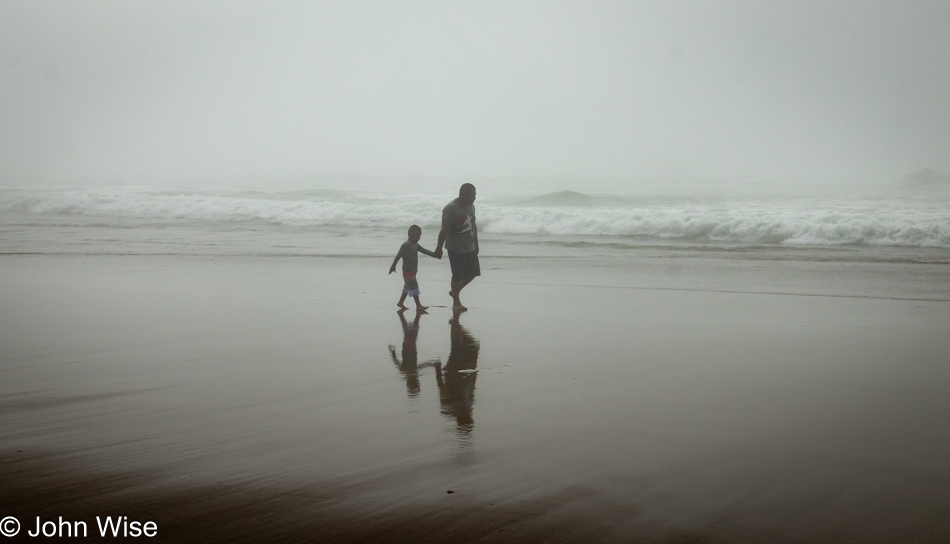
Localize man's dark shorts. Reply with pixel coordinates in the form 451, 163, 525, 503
447, 250, 480, 283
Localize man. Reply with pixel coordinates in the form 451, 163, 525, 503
434, 183, 479, 311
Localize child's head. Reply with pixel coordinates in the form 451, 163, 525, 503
407, 224, 422, 242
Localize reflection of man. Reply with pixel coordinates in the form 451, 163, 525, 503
435, 311, 480, 434
434, 184, 479, 311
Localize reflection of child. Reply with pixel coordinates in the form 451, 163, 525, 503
389, 225, 440, 310
388, 310, 441, 398
388, 311, 423, 397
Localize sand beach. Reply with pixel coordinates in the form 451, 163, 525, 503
2, 239, 949, 542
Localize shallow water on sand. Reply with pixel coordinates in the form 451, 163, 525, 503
2, 248, 950, 541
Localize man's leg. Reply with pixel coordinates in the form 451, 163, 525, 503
448, 251, 478, 311
450, 277, 473, 310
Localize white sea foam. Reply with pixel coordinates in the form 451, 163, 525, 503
483, 200, 950, 247
2, 187, 948, 248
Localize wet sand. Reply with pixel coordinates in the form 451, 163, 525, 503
2, 253, 949, 542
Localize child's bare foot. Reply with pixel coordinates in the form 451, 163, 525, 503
416, 305, 429, 312
397, 303, 408, 310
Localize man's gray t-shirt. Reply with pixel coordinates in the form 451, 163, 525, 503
442, 199, 476, 253
395, 241, 436, 272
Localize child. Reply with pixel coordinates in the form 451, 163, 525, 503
389, 224, 440, 310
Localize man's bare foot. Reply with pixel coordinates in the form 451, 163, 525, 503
448, 290, 466, 311
397, 303, 409, 309
416, 306, 429, 312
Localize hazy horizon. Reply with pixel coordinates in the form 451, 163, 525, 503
2, 1, 948, 193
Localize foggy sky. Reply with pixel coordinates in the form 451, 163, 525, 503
2, 0, 948, 191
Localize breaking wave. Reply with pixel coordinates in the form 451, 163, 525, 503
2, 187, 948, 248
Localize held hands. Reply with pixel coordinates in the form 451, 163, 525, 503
434, 248, 443, 259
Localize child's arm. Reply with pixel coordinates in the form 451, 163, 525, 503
389, 245, 406, 274
417, 245, 438, 259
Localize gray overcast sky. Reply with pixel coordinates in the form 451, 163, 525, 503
1, 0, 948, 190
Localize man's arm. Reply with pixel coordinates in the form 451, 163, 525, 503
434, 219, 450, 258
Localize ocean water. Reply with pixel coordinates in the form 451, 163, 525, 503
2, 185, 948, 265
3, 186, 950, 541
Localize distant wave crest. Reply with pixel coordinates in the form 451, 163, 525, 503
2, 187, 948, 248
483, 203, 950, 247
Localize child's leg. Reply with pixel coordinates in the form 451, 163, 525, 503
413, 295, 428, 311
397, 291, 409, 309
